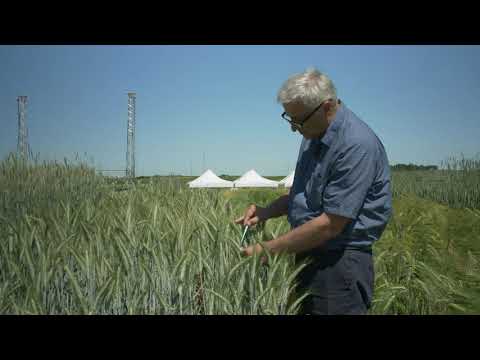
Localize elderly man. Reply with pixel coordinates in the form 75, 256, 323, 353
235, 68, 392, 315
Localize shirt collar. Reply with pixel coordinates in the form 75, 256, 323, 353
319, 100, 345, 147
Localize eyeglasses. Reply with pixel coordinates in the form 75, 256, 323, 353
281, 99, 332, 132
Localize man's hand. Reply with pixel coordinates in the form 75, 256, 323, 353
235, 204, 269, 227
240, 243, 263, 257
240, 243, 269, 264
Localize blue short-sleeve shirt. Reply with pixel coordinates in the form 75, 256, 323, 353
287, 100, 392, 251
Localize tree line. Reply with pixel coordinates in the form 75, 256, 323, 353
390, 163, 438, 171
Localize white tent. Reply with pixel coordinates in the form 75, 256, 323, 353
233, 169, 279, 188
278, 171, 295, 188
188, 169, 234, 188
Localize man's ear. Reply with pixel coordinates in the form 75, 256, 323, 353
324, 100, 335, 115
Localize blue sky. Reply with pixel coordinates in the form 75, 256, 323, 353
1, 45, 479, 176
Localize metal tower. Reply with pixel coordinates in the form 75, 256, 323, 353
126, 92, 136, 178
17, 96, 28, 160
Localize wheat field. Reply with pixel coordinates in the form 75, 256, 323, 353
1, 153, 479, 314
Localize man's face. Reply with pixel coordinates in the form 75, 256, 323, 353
282, 101, 328, 139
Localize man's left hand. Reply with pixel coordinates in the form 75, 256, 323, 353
240, 243, 263, 257
240, 243, 269, 264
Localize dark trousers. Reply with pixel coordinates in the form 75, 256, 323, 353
295, 248, 374, 315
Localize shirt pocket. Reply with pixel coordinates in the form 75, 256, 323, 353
305, 162, 328, 210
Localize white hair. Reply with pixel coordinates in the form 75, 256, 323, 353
277, 67, 337, 110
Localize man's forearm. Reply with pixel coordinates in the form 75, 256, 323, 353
263, 194, 289, 220
265, 213, 339, 254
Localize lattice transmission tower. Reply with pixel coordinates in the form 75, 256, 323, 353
126, 92, 136, 178
17, 96, 29, 160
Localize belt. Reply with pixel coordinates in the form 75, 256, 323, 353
297, 244, 372, 261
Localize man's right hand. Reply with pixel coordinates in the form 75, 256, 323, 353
234, 204, 269, 227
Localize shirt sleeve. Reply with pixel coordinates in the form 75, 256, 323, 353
323, 142, 377, 220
